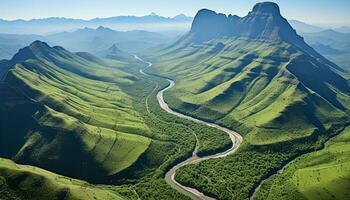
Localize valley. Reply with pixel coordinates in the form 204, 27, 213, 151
0, 41, 232, 200
142, 2, 350, 199
0, 1, 349, 200
136, 56, 242, 199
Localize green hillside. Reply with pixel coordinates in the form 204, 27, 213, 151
149, 38, 350, 145
0, 41, 152, 182
255, 126, 350, 200
150, 38, 350, 200
0, 40, 232, 199
143, 3, 350, 199
1, 2, 349, 200
0, 158, 130, 200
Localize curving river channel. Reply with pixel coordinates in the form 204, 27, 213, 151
135, 56, 243, 200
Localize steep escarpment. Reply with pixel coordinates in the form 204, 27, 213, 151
191, 2, 301, 43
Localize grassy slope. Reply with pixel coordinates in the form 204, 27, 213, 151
255, 126, 350, 200
1, 41, 232, 199
149, 37, 350, 145
0, 42, 152, 182
0, 158, 131, 200
146, 36, 350, 199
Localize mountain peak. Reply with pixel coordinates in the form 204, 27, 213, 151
30, 40, 50, 48
12, 40, 68, 63
190, 2, 306, 47
251, 2, 280, 15
12, 40, 51, 62
173, 14, 191, 20
195, 9, 225, 18
149, 12, 158, 16
97, 25, 108, 30
108, 44, 121, 53
174, 14, 187, 18
191, 9, 229, 40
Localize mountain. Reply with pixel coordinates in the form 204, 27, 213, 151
189, 2, 321, 58
0, 40, 230, 199
0, 14, 193, 34
173, 14, 192, 21
0, 60, 10, 80
91, 13, 193, 24
0, 33, 45, 59
0, 47, 11, 59
97, 44, 134, 61
45, 26, 175, 53
288, 19, 324, 33
302, 29, 350, 71
147, 2, 350, 199
0, 27, 179, 60
1, 2, 349, 200
302, 29, 350, 53
152, 2, 349, 140
0, 41, 154, 183
334, 26, 350, 33
310, 43, 344, 55
303, 29, 350, 49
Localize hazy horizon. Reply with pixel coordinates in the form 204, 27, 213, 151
0, 0, 349, 27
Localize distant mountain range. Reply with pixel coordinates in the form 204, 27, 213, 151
288, 20, 324, 33
0, 13, 193, 34
289, 20, 350, 34
1, 12, 349, 35
303, 29, 350, 48
334, 26, 350, 33
45, 26, 176, 52
0, 13, 192, 25
0, 26, 179, 59
1, 12, 349, 73
302, 29, 350, 71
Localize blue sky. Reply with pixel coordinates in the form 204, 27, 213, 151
0, 0, 349, 27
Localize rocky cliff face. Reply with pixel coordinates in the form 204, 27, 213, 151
190, 2, 304, 46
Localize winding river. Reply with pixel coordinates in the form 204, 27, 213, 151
135, 56, 243, 200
